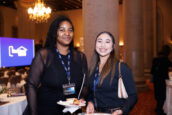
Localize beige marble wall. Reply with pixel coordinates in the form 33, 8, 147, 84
83, 0, 119, 65
158, 0, 172, 45
17, 4, 35, 40
143, 0, 154, 77
123, 0, 147, 90
0, 6, 17, 38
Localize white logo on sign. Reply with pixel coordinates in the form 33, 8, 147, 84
8, 46, 28, 57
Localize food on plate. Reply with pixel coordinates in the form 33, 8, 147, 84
66, 98, 80, 105
73, 98, 80, 105
57, 98, 86, 107
66, 98, 75, 104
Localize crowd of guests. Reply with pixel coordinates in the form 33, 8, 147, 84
0, 66, 29, 94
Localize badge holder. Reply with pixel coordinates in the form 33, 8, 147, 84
63, 83, 75, 95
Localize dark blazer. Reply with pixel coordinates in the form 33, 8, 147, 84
87, 62, 137, 115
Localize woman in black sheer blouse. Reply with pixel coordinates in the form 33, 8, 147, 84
25, 16, 88, 115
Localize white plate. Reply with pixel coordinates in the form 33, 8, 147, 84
57, 100, 85, 107
78, 113, 110, 115
84, 113, 110, 115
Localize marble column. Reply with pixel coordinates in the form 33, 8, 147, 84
143, 0, 154, 78
123, 0, 147, 91
83, 0, 119, 65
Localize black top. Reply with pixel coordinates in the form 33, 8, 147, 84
87, 62, 137, 115
25, 48, 88, 115
151, 56, 172, 78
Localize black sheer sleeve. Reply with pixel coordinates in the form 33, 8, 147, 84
82, 53, 88, 76
72, 50, 88, 99
25, 49, 48, 115
80, 53, 88, 99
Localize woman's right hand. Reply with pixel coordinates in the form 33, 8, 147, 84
86, 101, 95, 114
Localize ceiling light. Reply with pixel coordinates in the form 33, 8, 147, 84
27, 0, 51, 23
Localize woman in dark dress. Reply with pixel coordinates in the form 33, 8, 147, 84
86, 32, 137, 115
25, 16, 88, 115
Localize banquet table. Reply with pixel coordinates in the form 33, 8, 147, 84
0, 93, 27, 115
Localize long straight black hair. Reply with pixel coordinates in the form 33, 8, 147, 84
89, 31, 118, 85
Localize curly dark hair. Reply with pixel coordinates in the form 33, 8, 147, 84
44, 15, 74, 49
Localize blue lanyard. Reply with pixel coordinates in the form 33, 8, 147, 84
56, 48, 71, 84
93, 64, 100, 91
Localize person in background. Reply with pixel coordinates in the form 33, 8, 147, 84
24, 16, 88, 115
86, 31, 137, 115
151, 45, 172, 115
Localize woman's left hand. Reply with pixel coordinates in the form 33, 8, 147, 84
111, 109, 123, 115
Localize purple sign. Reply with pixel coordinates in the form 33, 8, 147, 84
0, 37, 34, 68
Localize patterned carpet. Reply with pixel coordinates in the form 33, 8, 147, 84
130, 80, 156, 115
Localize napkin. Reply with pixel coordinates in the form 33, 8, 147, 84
63, 106, 80, 114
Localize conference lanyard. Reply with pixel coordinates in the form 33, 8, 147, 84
56, 48, 71, 84
93, 63, 101, 91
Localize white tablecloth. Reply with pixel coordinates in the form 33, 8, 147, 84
0, 93, 27, 115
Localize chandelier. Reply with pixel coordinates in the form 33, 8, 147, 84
27, 0, 51, 23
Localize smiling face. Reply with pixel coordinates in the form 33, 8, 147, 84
95, 33, 113, 58
56, 21, 74, 47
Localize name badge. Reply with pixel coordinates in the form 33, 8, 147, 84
62, 83, 75, 95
